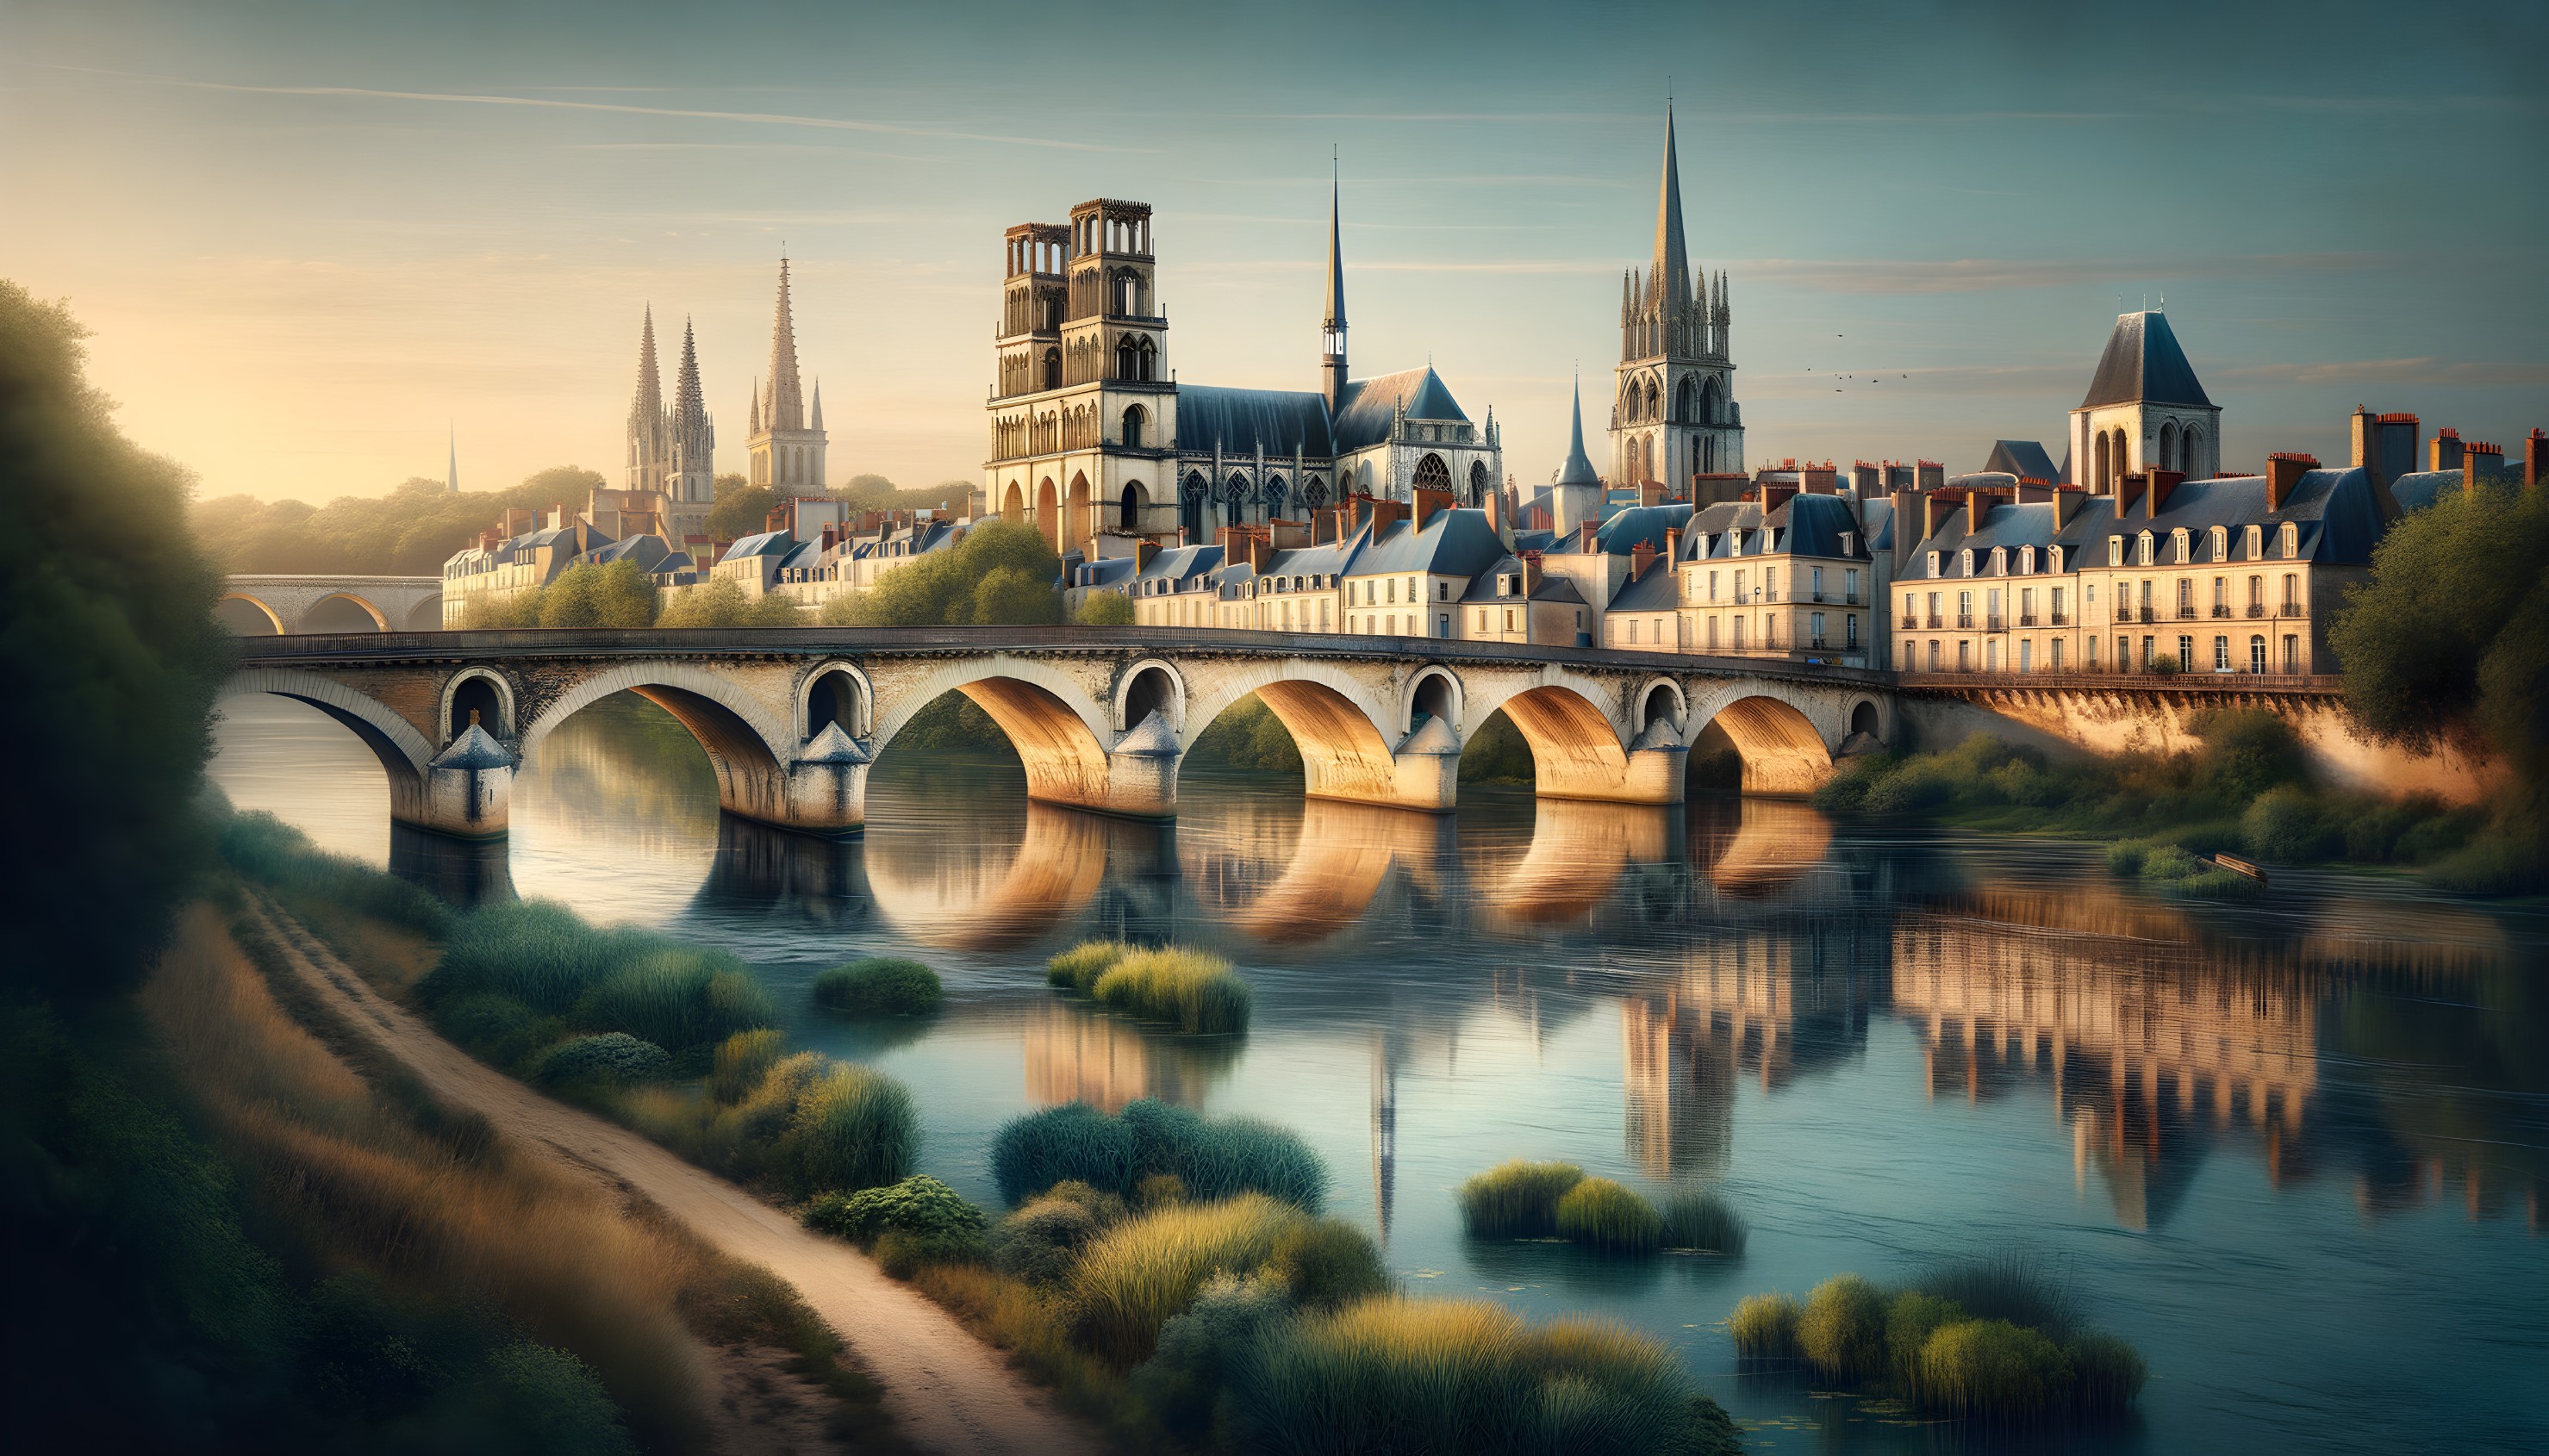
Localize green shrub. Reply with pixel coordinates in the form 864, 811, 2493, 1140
992, 1181, 1124, 1287
811, 957, 942, 1015
422, 899, 773, 1054
708, 1028, 784, 1104
1121, 1098, 1326, 1212
874, 1227, 987, 1277
1728, 1292, 1800, 1359
1921, 1255, 2079, 1341
532, 1033, 670, 1087
1070, 1194, 1306, 1364
1137, 1172, 1188, 1210
2242, 782, 2341, 862
1798, 1274, 1889, 1382
2138, 843, 2203, 880
1132, 1270, 1292, 1443
1659, 1188, 1746, 1255
2066, 1330, 2148, 1415
1088, 948, 1253, 1035
1554, 1178, 1663, 1255
1917, 1318, 2072, 1420
992, 1102, 1137, 1204
1456, 1160, 1585, 1239
1232, 1297, 1731, 1456
770, 1062, 918, 1196
1883, 1291, 1966, 1395
2192, 707, 2307, 803
439, 992, 563, 1068
572, 954, 775, 1053
1046, 939, 1136, 992
801, 1173, 985, 1246
219, 812, 452, 936
1268, 1219, 1393, 1310
2104, 838, 2152, 875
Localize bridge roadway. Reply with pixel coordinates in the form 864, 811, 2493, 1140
225, 625, 1895, 840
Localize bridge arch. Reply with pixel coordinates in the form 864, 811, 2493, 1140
1179, 661, 1401, 805
404, 594, 444, 631
217, 593, 284, 635
873, 658, 1114, 810
1114, 657, 1186, 733
1843, 693, 1889, 744
1466, 681, 1636, 800
223, 668, 434, 782
1636, 676, 1688, 734
1686, 682, 1837, 796
521, 663, 801, 828
302, 592, 389, 633
438, 667, 516, 743
798, 660, 875, 741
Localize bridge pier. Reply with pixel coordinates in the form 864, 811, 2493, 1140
1098, 711, 1182, 819
390, 725, 514, 839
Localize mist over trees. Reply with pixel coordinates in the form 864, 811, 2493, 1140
195, 465, 607, 575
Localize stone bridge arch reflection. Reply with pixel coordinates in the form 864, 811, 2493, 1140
863, 801, 1123, 950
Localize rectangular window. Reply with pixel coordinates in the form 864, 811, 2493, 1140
1846, 569, 1860, 601
1711, 570, 1721, 602
2086, 636, 2098, 669
1811, 611, 1826, 644
1848, 614, 1859, 647
1904, 591, 1916, 620
1958, 640, 1972, 671
1928, 640, 1941, 671
2050, 638, 2065, 669
2020, 639, 2032, 673
1735, 569, 1748, 602
2141, 636, 2154, 669
1707, 616, 1718, 649
2214, 636, 2229, 669
1812, 565, 1825, 599
1986, 639, 2000, 670
2177, 634, 2193, 667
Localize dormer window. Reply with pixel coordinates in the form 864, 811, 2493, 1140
2171, 528, 2191, 563
2137, 532, 2155, 566
2245, 524, 2262, 559
1990, 547, 2007, 576
2108, 536, 2124, 567
1926, 551, 1941, 576
2019, 545, 2035, 575
1840, 531, 1855, 556
2048, 544, 2063, 574
2279, 522, 2299, 557
1960, 548, 1975, 576
2209, 526, 2228, 561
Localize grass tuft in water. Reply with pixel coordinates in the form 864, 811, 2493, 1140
1046, 939, 1135, 992
1658, 1187, 1747, 1255
1455, 1160, 1585, 1239
1916, 1318, 2072, 1421
1553, 1177, 1663, 1256
810, 956, 942, 1015
1729, 1292, 1801, 1360
1798, 1274, 1890, 1383
1090, 948, 1252, 1035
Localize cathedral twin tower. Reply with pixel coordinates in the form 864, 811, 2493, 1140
622, 258, 828, 544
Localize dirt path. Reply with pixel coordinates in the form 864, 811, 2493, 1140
245, 897, 1102, 1456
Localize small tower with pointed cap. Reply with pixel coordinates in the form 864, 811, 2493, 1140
748, 256, 827, 493
1613, 103, 1742, 495
1554, 372, 1605, 538
1322, 156, 1348, 410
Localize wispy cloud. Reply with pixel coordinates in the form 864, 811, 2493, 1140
2216, 357, 2549, 387
47, 65, 1155, 153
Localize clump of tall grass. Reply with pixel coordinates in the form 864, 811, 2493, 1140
991, 1180, 1126, 1288
1455, 1159, 1584, 1238
1047, 939, 1135, 992
533, 1033, 670, 1087
1070, 1192, 1306, 1364
419, 899, 774, 1060
990, 1098, 1325, 1212
1266, 1219, 1393, 1310
811, 956, 942, 1015
1230, 1297, 1740, 1456
1659, 1188, 1747, 1255
1050, 943, 1253, 1035
1728, 1292, 1800, 1359
1883, 1291, 1966, 1396
2065, 1330, 2149, 1415
1798, 1274, 1889, 1382
1916, 1318, 2072, 1420
1920, 1254, 2079, 1341
615, 1031, 916, 1197
1554, 1177, 1664, 1255
218, 810, 452, 936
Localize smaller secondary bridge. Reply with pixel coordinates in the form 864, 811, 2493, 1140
221, 575, 446, 635
221, 626, 1896, 840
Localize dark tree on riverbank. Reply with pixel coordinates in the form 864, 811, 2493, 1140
0, 279, 228, 996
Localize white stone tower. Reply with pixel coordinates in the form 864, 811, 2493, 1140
1612, 105, 1741, 491
748, 256, 826, 492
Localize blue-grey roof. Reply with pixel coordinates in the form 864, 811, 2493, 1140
1610, 560, 1678, 612
1901, 468, 2386, 578
1175, 385, 1334, 458
722, 529, 795, 560
1131, 543, 1225, 589
2388, 470, 2459, 515
2079, 311, 2214, 409
1555, 378, 1601, 488
1780, 493, 1867, 557
1333, 366, 1468, 451
1683, 494, 1865, 562
583, 532, 671, 569
1574, 502, 1693, 557
1984, 440, 2061, 481
1347, 507, 1506, 579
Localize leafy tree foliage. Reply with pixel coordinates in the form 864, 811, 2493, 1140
193, 466, 606, 576
821, 520, 1062, 626
0, 281, 228, 996
655, 576, 800, 628
1075, 590, 1136, 626
536, 559, 661, 628
705, 476, 776, 542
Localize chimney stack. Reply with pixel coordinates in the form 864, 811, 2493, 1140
2527, 428, 2546, 492
2052, 485, 2085, 531
2430, 428, 2464, 472
1762, 480, 1799, 513
1134, 538, 1160, 571
2146, 469, 2185, 517
2265, 451, 2316, 512
1665, 525, 1683, 574
1923, 489, 1957, 544
1412, 485, 1453, 532
1579, 518, 1599, 554
2463, 440, 2504, 495
1916, 460, 1946, 492
1629, 538, 1658, 582
2115, 470, 2147, 517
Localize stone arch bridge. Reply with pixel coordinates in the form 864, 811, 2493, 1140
224, 626, 1894, 840
221, 575, 446, 635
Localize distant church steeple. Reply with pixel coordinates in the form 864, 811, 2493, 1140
1322, 152, 1349, 410
446, 424, 458, 494
668, 315, 714, 509
627, 305, 671, 492
1613, 103, 1742, 494
749, 255, 826, 490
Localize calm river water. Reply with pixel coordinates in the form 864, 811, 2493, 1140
210, 692, 2548, 1455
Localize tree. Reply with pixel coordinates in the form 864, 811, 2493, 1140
656, 578, 800, 628
707, 482, 776, 541
1075, 591, 1135, 626
821, 520, 1062, 626
0, 279, 228, 997
538, 560, 660, 629
190, 464, 608, 576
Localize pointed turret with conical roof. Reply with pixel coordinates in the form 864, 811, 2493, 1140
1613, 103, 1742, 491
747, 254, 826, 491
1554, 372, 1605, 537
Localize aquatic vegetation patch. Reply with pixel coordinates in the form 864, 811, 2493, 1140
1797, 1274, 1889, 1383
1455, 1159, 1586, 1239
810, 956, 942, 1015
991, 1098, 1326, 1212
1659, 1187, 1748, 1255
1069, 1192, 1306, 1364
1553, 1177, 1665, 1255
1047, 938, 1136, 992
1265, 1218, 1394, 1310
1728, 1292, 1801, 1359
1056, 945, 1252, 1035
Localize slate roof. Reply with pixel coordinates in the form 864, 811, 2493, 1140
1681, 494, 1864, 561
1348, 507, 1507, 578
2079, 311, 2214, 409
2388, 470, 2460, 515
721, 529, 795, 561
1899, 468, 2387, 579
1571, 502, 1693, 557
1609, 562, 1679, 612
1131, 543, 1225, 591
1460, 555, 1529, 602
1332, 366, 1468, 451
1175, 385, 1335, 458
1984, 440, 2062, 481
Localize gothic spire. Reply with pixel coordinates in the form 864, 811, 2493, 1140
811, 378, 824, 432
673, 316, 707, 431
1556, 371, 1600, 487
1324, 158, 1347, 333
447, 424, 458, 495
631, 305, 663, 420
1653, 105, 1691, 307
763, 256, 804, 432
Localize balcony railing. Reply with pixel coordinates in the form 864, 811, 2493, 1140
2017, 613, 2037, 627
2247, 602, 2266, 618
1985, 616, 2004, 632
2278, 602, 2307, 617
1956, 613, 1974, 629
1925, 614, 1944, 629
1810, 635, 1829, 650
2211, 605, 2232, 618
2178, 606, 2200, 620
1846, 591, 1862, 605
2050, 612, 2070, 626
1811, 590, 1826, 603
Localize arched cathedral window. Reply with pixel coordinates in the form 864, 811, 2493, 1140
1413, 453, 1451, 495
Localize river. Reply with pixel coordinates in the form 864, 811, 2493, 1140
209, 690, 2549, 1454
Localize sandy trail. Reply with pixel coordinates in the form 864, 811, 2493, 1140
245, 897, 1101, 1456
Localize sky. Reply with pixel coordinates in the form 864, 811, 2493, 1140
4, 0, 2544, 506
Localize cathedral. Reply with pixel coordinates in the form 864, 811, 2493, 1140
596, 305, 716, 544
1611, 105, 1743, 495
983, 177, 1503, 557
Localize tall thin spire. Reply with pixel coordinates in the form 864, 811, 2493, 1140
1654, 104, 1690, 303
447, 424, 458, 495
672, 316, 706, 432
631, 305, 663, 419
810, 378, 824, 432
1324, 151, 1347, 333
1556, 371, 1599, 487
763, 255, 804, 432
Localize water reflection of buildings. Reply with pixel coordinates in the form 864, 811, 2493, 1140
1020, 1002, 1236, 1111
1891, 911, 2317, 1229
1622, 920, 1878, 1179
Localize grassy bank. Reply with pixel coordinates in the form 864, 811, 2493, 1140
1731, 1260, 2146, 1425
1048, 940, 1252, 1035
1815, 711, 2531, 893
